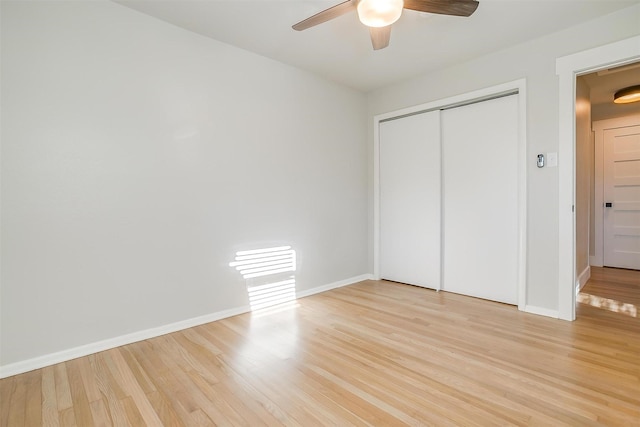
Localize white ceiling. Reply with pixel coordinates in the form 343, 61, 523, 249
582, 63, 640, 104
114, 0, 639, 93
581, 63, 640, 120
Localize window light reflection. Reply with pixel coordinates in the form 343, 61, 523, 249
577, 292, 637, 317
230, 245, 298, 312
229, 246, 296, 279
248, 278, 296, 310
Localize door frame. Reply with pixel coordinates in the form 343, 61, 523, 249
556, 35, 640, 321
592, 115, 640, 267
373, 79, 528, 311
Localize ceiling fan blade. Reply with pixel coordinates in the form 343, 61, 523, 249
292, 0, 357, 31
403, 0, 479, 17
370, 25, 392, 50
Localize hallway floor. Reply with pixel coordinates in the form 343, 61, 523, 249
578, 266, 640, 320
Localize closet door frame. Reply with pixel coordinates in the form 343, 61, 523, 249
373, 79, 528, 312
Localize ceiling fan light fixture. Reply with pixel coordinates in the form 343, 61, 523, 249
613, 85, 640, 104
357, 0, 404, 28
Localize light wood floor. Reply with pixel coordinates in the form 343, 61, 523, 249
2, 269, 639, 426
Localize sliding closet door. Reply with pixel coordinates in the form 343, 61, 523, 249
379, 110, 441, 289
442, 95, 519, 304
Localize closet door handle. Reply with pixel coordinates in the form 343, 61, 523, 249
605, 202, 613, 208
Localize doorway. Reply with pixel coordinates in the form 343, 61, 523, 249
557, 35, 640, 321
576, 65, 640, 284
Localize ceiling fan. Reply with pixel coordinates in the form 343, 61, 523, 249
293, 0, 479, 50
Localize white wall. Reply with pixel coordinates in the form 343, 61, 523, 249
367, 4, 640, 312
575, 77, 591, 280
0, 1, 368, 367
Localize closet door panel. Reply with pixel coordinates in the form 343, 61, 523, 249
379, 110, 441, 289
442, 95, 519, 304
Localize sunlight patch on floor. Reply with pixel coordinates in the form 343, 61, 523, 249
577, 292, 637, 317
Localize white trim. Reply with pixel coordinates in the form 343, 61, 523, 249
592, 114, 640, 268
593, 121, 605, 267
516, 84, 528, 312
0, 274, 370, 378
556, 35, 640, 321
373, 114, 381, 280
524, 305, 560, 319
593, 114, 640, 131
0, 305, 249, 378
373, 79, 528, 311
577, 265, 591, 291
589, 255, 602, 267
295, 274, 373, 299
524, 305, 558, 319
438, 111, 445, 293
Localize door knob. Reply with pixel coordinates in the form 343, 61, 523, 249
605, 202, 613, 207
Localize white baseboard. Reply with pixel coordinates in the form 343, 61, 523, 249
0, 274, 372, 379
296, 274, 373, 299
0, 305, 250, 379
524, 305, 560, 319
589, 256, 602, 267
577, 265, 591, 292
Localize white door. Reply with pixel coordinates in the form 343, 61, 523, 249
442, 95, 519, 304
603, 125, 640, 270
379, 110, 441, 289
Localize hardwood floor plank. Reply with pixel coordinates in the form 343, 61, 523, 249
40, 367, 60, 427
52, 364, 72, 412
88, 399, 112, 427
189, 409, 214, 427
171, 331, 272, 426
146, 390, 186, 427
266, 366, 372, 427
76, 356, 102, 404
23, 370, 42, 426
127, 340, 204, 427
182, 333, 297, 426
90, 352, 130, 427
6, 375, 26, 426
65, 359, 94, 426
0, 376, 16, 426
119, 396, 144, 426
57, 407, 76, 427
303, 329, 527, 425
106, 349, 163, 425
151, 335, 238, 427
117, 347, 157, 396
191, 325, 294, 425
2, 268, 639, 426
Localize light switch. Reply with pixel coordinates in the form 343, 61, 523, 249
547, 152, 558, 167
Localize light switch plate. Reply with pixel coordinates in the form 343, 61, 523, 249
547, 152, 558, 167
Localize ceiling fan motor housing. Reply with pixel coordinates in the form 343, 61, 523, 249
357, 0, 405, 28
